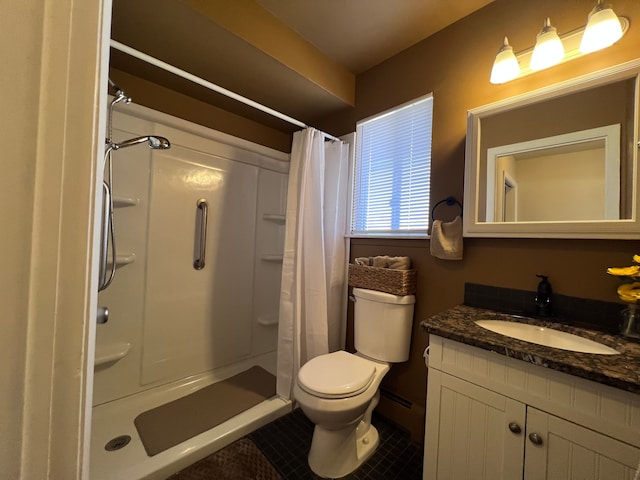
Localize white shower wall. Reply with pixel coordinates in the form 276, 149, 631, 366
94, 104, 289, 406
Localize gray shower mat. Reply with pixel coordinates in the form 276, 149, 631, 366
134, 366, 276, 456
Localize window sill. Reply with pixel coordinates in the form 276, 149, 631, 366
348, 234, 429, 240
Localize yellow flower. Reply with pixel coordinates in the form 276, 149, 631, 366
607, 265, 640, 277
617, 283, 640, 303
607, 255, 640, 303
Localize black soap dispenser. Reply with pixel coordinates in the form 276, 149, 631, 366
535, 274, 552, 317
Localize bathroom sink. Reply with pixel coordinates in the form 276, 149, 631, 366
474, 320, 620, 355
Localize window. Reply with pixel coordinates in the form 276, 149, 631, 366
350, 94, 433, 237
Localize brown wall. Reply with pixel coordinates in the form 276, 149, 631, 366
323, 0, 640, 442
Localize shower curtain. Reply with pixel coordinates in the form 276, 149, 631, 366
276, 128, 350, 399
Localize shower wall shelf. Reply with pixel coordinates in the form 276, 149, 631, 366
113, 195, 140, 208
263, 213, 286, 224
106, 253, 136, 268
261, 254, 284, 263
94, 342, 131, 367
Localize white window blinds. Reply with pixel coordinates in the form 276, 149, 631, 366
351, 94, 433, 237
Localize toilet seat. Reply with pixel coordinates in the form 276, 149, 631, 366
297, 351, 377, 399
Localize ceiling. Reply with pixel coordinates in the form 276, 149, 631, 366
110, 0, 495, 130
255, 0, 495, 74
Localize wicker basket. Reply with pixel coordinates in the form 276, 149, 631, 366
348, 264, 417, 296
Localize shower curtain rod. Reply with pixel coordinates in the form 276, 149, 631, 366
110, 40, 342, 142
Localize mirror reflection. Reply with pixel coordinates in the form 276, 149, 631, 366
486, 125, 620, 222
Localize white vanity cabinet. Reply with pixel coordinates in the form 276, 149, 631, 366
424, 336, 640, 479
425, 369, 526, 478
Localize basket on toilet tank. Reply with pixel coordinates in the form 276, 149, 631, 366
352, 287, 415, 363
348, 263, 416, 296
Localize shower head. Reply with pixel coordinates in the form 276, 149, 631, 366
103, 135, 171, 166
148, 136, 171, 149
111, 136, 171, 151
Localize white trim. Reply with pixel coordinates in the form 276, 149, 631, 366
471, 58, 640, 117
20, 0, 108, 478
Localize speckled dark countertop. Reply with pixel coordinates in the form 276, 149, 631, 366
421, 305, 640, 394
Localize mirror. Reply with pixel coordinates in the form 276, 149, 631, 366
463, 60, 640, 238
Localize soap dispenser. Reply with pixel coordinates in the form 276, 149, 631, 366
535, 274, 552, 317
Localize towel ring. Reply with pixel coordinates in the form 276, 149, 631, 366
431, 196, 463, 222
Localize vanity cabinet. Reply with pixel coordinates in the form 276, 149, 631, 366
425, 369, 525, 478
424, 336, 640, 479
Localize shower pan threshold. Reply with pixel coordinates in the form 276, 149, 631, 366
90, 355, 291, 480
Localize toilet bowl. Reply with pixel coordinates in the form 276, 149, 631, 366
294, 351, 390, 478
294, 287, 415, 478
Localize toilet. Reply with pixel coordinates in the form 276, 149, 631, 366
293, 287, 415, 478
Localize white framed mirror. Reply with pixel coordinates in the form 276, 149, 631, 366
463, 59, 640, 239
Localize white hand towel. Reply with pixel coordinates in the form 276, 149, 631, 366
430, 216, 463, 260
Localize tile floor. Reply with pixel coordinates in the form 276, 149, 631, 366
248, 409, 423, 479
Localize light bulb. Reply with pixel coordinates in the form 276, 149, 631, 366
580, 1, 623, 53
490, 37, 520, 84
530, 18, 565, 71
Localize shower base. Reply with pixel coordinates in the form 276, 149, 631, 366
90, 352, 291, 480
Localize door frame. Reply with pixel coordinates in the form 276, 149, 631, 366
20, 0, 111, 477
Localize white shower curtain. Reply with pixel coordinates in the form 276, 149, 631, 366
276, 128, 350, 400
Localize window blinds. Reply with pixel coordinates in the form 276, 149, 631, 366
351, 95, 433, 237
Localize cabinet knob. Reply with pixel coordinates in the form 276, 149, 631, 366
528, 432, 543, 445
508, 422, 522, 434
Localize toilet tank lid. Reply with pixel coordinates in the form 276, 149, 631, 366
353, 287, 415, 305
298, 351, 376, 398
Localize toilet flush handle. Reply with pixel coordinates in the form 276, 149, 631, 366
349, 294, 356, 303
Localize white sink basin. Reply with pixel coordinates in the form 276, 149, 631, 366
475, 320, 620, 355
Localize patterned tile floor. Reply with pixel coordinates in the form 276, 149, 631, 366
249, 409, 423, 480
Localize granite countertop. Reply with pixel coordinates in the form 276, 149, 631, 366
421, 305, 640, 394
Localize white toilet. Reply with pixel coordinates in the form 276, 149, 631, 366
293, 287, 415, 478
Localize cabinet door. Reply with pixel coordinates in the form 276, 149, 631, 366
424, 369, 526, 480
524, 407, 640, 480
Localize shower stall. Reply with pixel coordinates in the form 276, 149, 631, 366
90, 98, 292, 479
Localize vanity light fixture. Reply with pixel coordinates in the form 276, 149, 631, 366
490, 1, 628, 84
530, 18, 565, 71
580, 1, 624, 53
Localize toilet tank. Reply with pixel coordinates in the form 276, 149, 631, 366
352, 287, 415, 362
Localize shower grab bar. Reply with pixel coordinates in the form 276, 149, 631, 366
99, 181, 111, 290
193, 199, 208, 270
